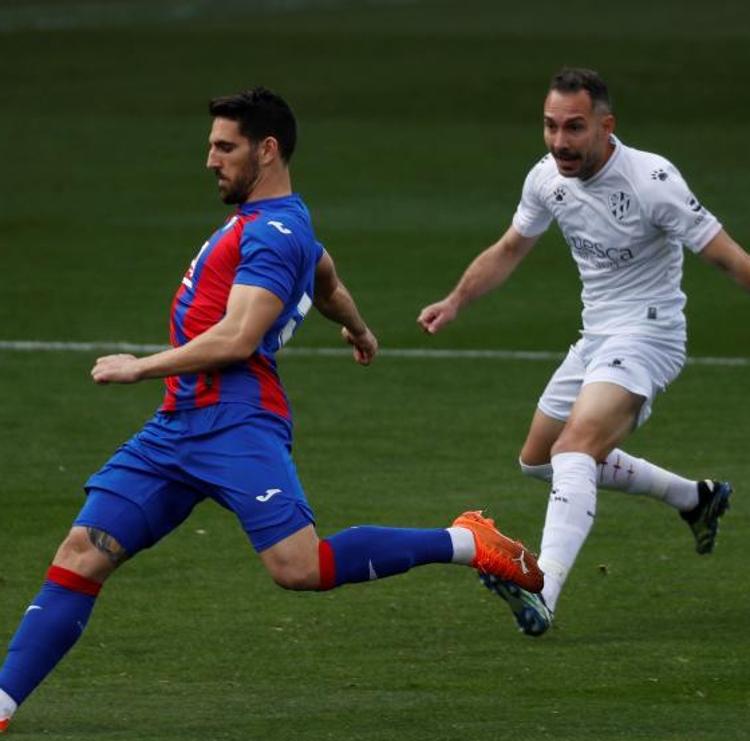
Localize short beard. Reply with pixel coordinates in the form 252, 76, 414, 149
219, 154, 261, 204
575, 133, 612, 181
575, 154, 601, 181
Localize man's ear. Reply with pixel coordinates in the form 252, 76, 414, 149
602, 112, 616, 136
258, 136, 280, 165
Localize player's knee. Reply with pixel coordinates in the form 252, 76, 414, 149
551, 423, 604, 459
519, 434, 554, 467
266, 558, 319, 591
519, 457, 553, 483
55, 528, 95, 562
260, 525, 320, 590
269, 565, 318, 591
53, 527, 124, 582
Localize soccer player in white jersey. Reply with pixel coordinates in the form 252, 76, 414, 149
418, 67, 750, 636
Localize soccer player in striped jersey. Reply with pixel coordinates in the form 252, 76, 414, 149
419, 68, 750, 636
0, 88, 541, 732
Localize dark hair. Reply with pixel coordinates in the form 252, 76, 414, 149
549, 68, 611, 112
209, 87, 297, 162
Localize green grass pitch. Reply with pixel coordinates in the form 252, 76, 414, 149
1, 1, 749, 739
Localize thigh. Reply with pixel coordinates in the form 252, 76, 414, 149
537, 341, 586, 423
82, 434, 205, 555
553, 381, 644, 460
583, 336, 685, 427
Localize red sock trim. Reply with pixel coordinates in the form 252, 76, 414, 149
46, 565, 102, 597
318, 540, 336, 591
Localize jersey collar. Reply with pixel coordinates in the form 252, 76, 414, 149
238, 193, 298, 214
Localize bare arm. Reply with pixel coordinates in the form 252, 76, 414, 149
314, 250, 378, 365
91, 284, 284, 383
699, 229, 750, 290
417, 226, 539, 334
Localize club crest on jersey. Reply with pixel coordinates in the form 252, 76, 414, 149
553, 186, 567, 203
608, 191, 632, 222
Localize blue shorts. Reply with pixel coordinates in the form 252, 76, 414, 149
75, 404, 315, 555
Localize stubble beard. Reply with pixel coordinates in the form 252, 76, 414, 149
218, 156, 261, 205
552, 145, 604, 181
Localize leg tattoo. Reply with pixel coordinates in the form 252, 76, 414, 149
86, 527, 129, 566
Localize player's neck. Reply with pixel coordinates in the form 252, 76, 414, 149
244, 169, 293, 203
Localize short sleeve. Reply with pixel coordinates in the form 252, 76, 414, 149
313, 240, 325, 265
646, 163, 722, 253
512, 163, 554, 238
235, 222, 299, 303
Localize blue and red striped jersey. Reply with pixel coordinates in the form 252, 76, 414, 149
161, 194, 324, 425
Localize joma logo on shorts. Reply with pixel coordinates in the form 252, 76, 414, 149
567, 236, 634, 268
256, 488, 282, 502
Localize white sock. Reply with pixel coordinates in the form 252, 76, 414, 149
521, 450, 699, 512
447, 526, 476, 565
539, 452, 597, 612
519, 458, 553, 482
0, 689, 17, 719
598, 448, 698, 511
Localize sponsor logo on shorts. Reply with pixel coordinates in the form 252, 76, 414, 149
609, 358, 624, 368
256, 488, 282, 502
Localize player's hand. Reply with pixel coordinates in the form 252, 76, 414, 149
91, 354, 144, 384
341, 326, 378, 366
417, 297, 458, 335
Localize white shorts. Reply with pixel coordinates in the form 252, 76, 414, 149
537, 334, 686, 427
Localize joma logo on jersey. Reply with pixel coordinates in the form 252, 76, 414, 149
268, 220, 292, 235
568, 236, 634, 268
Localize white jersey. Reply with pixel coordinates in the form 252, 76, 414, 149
512, 136, 722, 340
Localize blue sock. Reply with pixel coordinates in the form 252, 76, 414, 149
318, 526, 453, 589
0, 567, 100, 706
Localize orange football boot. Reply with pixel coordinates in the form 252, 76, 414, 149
453, 510, 544, 593
0, 716, 9, 734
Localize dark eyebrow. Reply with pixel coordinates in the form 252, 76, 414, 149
209, 138, 237, 148
543, 115, 587, 125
